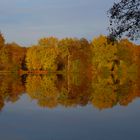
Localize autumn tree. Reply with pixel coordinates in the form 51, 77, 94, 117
108, 0, 140, 40
58, 38, 75, 58
38, 37, 59, 48
26, 46, 44, 70
6, 43, 26, 71
91, 35, 118, 72
0, 47, 9, 70
0, 34, 26, 71
26, 45, 58, 71
117, 39, 135, 65
0, 33, 5, 48
58, 38, 91, 72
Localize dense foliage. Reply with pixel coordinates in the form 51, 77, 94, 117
0, 33, 140, 110
0, 33, 139, 74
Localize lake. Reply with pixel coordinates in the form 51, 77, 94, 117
0, 73, 140, 140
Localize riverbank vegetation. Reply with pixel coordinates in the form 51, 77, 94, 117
0, 32, 140, 110
0, 33, 140, 75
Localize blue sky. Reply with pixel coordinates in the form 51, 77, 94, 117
0, 0, 115, 46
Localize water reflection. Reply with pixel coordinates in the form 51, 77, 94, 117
0, 71, 140, 111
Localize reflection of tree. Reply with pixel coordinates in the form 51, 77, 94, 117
26, 75, 59, 108
25, 73, 92, 108
91, 76, 118, 110
0, 74, 25, 110
58, 72, 91, 107
117, 80, 135, 106
23, 73, 135, 110
0, 71, 140, 111
90, 70, 140, 110
25, 70, 140, 110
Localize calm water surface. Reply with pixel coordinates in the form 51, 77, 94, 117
0, 73, 140, 140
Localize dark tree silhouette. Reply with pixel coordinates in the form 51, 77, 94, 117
108, 0, 140, 40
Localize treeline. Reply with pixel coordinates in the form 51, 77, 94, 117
0, 33, 26, 71
0, 33, 140, 74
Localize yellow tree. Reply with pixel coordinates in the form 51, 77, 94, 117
0, 47, 10, 70
26, 46, 43, 70
117, 39, 135, 65
38, 37, 59, 71
38, 37, 59, 48
41, 46, 58, 71
91, 35, 118, 71
58, 38, 83, 72
26, 44, 58, 71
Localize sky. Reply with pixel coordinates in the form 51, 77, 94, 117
0, 0, 115, 46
